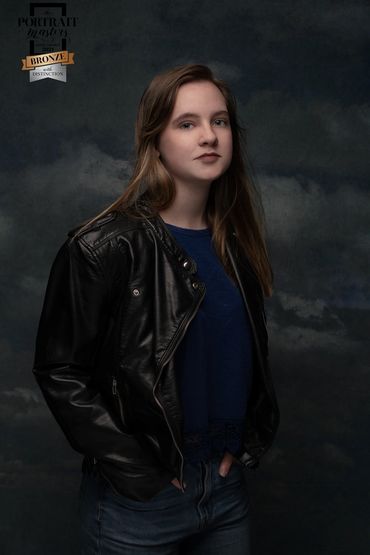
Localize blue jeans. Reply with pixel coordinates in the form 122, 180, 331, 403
78, 453, 251, 554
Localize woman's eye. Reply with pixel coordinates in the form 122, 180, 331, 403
179, 119, 229, 129
179, 122, 194, 129
214, 119, 229, 126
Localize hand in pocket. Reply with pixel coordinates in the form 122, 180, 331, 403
218, 451, 237, 477
171, 477, 184, 490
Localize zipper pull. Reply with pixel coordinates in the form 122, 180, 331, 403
112, 376, 117, 395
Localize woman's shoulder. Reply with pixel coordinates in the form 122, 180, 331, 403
66, 209, 144, 251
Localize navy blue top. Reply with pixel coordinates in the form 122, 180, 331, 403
164, 222, 254, 463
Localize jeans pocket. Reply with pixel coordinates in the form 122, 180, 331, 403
78, 470, 106, 526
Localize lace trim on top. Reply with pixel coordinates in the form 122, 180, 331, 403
182, 418, 245, 463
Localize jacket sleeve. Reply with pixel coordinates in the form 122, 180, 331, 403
32, 234, 147, 464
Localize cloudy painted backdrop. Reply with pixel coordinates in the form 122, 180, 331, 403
1, 1, 369, 554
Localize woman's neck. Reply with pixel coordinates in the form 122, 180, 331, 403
158, 184, 210, 229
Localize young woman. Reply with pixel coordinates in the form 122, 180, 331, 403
33, 63, 279, 554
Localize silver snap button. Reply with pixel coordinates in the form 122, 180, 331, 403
192, 281, 199, 289
132, 288, 140, 296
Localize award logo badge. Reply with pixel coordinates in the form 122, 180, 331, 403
19, 3, 78, 83
22, 50, 75, 82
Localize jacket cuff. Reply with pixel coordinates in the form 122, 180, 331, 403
237, 451, 260, 469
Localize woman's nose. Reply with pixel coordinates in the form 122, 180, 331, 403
199, 125, 218, 144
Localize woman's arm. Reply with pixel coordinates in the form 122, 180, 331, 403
32, 234, 148, 464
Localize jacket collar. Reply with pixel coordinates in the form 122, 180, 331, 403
135, 196, 236, 276
140, 210, 199, 274
127, 197, 265, 309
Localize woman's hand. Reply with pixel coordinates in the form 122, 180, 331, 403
218, 451, 237, 477
171, 477, 183, 490
171, 451, 237, 489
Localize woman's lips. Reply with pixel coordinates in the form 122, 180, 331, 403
196, 154, 220, 161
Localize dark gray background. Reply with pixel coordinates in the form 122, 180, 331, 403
1, 1, 369, 553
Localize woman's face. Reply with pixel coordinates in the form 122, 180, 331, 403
156, 80, 233, 190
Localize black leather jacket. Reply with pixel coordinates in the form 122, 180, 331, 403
32, 203, 280, 501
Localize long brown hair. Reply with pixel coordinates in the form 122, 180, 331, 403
76, 63, 273, 297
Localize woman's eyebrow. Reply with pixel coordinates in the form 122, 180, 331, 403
172, 110, 229, 125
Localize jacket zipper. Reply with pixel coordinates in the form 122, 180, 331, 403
112, 376, 125, 425
153, 285, 206, 493
112, 376, 117, 395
